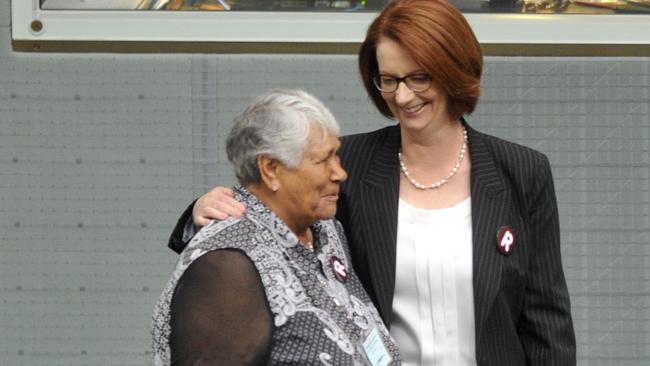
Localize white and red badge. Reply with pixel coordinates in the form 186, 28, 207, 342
330, 256, 348, 283
496, 226, 516, 255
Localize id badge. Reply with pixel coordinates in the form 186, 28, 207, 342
362, 327, 392, 366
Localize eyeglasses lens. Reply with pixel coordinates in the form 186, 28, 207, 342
373, 75, 431, 93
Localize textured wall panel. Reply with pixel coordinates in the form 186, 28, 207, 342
0, 0, 9, 59
478, 58, 650, 366
1, 3, 650, 364
0, 0, 9, 27
0, 29, 195, 363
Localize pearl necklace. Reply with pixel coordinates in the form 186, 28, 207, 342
398, 127, 468, 190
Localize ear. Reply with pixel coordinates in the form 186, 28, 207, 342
257, 154, 281, 192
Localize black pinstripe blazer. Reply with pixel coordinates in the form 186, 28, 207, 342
335, 120, 576, 366
167, 120, 576, 366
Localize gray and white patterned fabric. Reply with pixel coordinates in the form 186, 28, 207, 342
152, 185, 401, 365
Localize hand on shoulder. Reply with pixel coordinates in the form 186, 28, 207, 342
193, 186, 246, 227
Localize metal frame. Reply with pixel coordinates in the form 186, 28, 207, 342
11, 0, 650, 55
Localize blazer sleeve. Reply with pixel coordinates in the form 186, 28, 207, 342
167, 200, 196, 254
520, 155, 576, 365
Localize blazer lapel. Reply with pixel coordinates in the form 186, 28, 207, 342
358, 126, 401, 323
465, 122, 510, 342
352, 121, 511, 334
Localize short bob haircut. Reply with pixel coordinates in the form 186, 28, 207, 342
226, 89, 340, 186
359, 0, 483, 121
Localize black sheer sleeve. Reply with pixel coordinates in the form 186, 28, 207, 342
169, 249, 273, 365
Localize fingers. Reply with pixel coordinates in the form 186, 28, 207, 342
209, 187, 246, 218
217, 186, 236, 198
193, 215, 213, 228
192, 186, 247, 227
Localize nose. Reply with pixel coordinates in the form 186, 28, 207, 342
331, 158, 347, 183
394, 81, 415, 106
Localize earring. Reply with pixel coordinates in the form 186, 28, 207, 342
271, 185, 278, 192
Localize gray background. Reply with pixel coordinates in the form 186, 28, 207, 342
1, 0, 649, 364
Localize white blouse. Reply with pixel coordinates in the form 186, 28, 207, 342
392, 197, 477, 366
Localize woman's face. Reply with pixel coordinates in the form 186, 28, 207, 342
274, 125, 347, 228
375, 37, 451, 132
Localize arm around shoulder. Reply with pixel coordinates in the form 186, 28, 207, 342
167, 200, 196, 254
167, 187, 247, 254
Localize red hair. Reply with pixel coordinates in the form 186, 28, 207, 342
359, 0, 483, 121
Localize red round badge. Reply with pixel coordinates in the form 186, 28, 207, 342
496, 226, 516, 255
330, 256, 348, 283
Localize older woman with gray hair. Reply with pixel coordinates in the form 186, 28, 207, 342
152, 89, 401, 365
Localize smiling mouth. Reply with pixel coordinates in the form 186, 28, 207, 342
402, 102, 426, 113
322, 193, 339, 201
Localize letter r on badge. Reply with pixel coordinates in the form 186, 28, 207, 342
500, 231, 513, 252
496, 226, 516, 256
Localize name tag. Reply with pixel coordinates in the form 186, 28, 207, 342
363, 328, 392, 366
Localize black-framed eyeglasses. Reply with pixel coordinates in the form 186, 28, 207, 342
372, 74, 433, 93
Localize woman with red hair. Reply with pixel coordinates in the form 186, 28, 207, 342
167, 0, 576, 365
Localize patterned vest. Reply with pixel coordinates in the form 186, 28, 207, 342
152, 185, 401, 365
